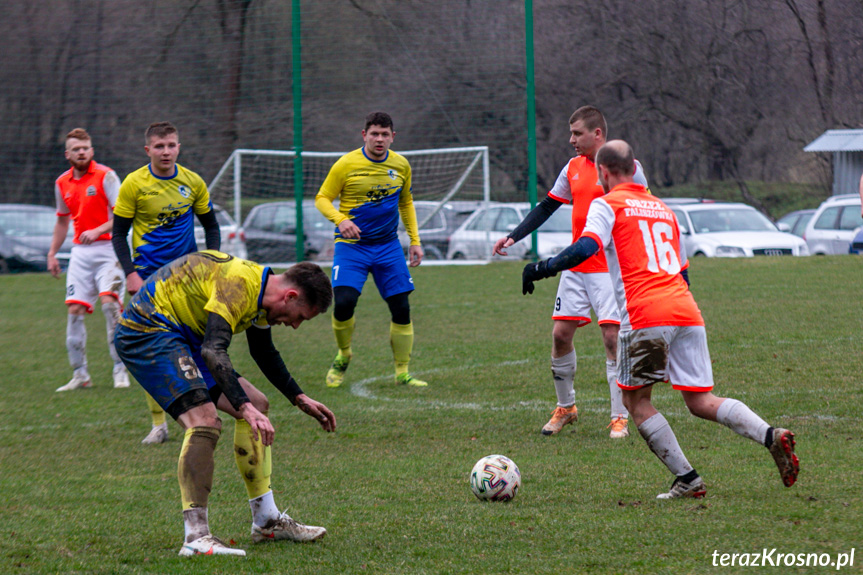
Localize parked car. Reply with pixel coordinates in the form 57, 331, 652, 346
446, 202, 573, 260
397, 200, 482, 260
242, 200, 335, 263
775, 208, 815, 238
666, 199, 809, 257
194, 204, 247, 259
803, 194, 863, 255
0, 204, 73, 273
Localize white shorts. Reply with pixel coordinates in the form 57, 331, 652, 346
65, 242, 125, 312
617, 325, 714, 392
552, 270, 620, 327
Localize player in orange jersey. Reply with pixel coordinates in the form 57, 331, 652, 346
49, 128, 129, 392
494, 106, 645, 438
522, 140, 799, 499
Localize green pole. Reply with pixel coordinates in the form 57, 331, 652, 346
292, 0, 305, 262
525, 0, 538, 260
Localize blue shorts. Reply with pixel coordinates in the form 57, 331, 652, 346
115, 323, 218, 416
332, 239, 414, 299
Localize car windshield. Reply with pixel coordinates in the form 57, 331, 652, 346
688, 208, 776, 233
538, 207, 572, 233
0, 209, 56, 236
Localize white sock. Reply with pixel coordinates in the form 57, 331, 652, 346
250, 490, 280, 526
66, 314, 88, 376
607, 360, 628, 418
102, 300, 122, 366
551, 351, 576, 407
715, 398, 770, 445
183, 507, 209, 543
637, 413, 693, 476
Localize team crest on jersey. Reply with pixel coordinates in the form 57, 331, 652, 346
388, 169, 397, 180
86, 185, 97, 196
178, 185, 191, 198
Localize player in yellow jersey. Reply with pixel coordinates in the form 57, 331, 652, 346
112, 122, 222, 445
115, 253, 336, 557
315, 112, 426, 388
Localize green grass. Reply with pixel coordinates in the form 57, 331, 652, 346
1, 257, 862, 574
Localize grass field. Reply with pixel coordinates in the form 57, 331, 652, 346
1, 257, 862, 574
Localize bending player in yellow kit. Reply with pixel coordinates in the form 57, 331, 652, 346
115, 253, 335, 556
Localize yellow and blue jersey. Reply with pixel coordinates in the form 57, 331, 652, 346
316, 148, 420, 245
115, 163, 212, 278
120, 251, 269, 337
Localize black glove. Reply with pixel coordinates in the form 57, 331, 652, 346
522, 258, 556, 295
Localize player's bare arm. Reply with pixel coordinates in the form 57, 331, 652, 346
48, 215, 71, 278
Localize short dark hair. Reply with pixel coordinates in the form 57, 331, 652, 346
569, 106, 607, 138
365, 111, 394, 132
595, 141, 636, 176
66, 128, 91, 142
145, 121, 178, 143
283, 262, 332, 313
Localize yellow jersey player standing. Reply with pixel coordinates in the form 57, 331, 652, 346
114, 253, 335, 557
315, 111, 427, 388
111, 121, 222, 444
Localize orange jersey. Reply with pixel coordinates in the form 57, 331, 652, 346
55, 161, 120, 244
548, 156, 648, 274
582, 183, 702, 330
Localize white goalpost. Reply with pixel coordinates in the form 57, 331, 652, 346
208, 146, 491, 265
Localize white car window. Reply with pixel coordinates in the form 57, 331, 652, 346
495, 208, 521, 232
467, 208, 499, 231
813, 206, 840, 230
838, 206, 863, 231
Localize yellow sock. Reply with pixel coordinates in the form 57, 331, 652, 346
332, 316, 355, 358
146, 393, 166, 427
234, 419, 272, 499
178, 427, 220, 510
390, 321, 414, 377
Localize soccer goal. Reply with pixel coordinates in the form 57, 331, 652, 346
208, 146, 490, 265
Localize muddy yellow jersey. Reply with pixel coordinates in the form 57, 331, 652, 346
120, 251, 270, 336
315, 148, 419, 245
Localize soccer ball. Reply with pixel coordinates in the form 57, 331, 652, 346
470, 454, 521, 502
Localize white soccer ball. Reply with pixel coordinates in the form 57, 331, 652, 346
470, 454, 521, 502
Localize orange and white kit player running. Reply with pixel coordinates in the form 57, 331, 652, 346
521, 140, 799, 499
48, 128, 128, 392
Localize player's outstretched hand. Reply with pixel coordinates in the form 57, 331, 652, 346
493, 236, 514, 256
522, 258, 556, 295
295, 393, 337, 432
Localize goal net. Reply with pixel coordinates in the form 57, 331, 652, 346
208, 146, 490, 265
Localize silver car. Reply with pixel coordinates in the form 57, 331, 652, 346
195, 204, 248, 259
446, 202, 573, 260
666, 199, 809, 257
0, 204, 74, 273
803, 194, 863, 255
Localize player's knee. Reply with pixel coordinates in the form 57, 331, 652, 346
333, 287, 360, 322
67, 303, 88, 315
386, 292, 411, 325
